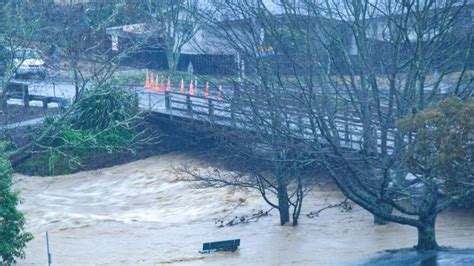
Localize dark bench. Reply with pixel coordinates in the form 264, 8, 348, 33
200, 239, 240, 254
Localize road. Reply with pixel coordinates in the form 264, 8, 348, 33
0, 117, 44, 130
6, 76, 76, 98
3, 76, 164, 109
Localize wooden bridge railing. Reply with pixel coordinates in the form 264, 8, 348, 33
133, 88, 396, 153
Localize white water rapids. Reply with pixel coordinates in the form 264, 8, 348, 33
13, 153, 474, 265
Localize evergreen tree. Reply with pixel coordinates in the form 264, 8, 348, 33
0, 143, 33, 264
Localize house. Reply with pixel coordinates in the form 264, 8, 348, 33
361, 0, 474, 73
107, 0, 473, 75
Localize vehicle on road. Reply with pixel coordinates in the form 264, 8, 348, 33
13, 48, 47, 79
0, 46, 47, 79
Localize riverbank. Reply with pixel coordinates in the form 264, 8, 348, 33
14, 153, 474, 265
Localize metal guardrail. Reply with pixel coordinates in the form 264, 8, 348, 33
5, 80, 71, 108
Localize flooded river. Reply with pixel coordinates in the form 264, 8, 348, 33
13, 153, 474, 265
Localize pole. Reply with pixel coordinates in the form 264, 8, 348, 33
46, 231, 52, 266
148, 92, 151, 111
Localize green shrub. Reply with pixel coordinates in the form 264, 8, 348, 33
398, 97, 474, 210
23, 84, 154, 175
0, 143, 33, 264
67, 84, 139, 130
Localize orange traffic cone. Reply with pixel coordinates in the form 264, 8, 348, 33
204, 82, 209, 97
189, 80, 194, 95
154, 75, 160, 92
145, 70, 150, 89
161, 79, 165, 92
194, 79, 198, 94
217, 85, 222, 101
166, 77, 171, 92
180, 78, 185, 94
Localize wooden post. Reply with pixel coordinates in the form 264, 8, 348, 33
23, 94, 30, 108
186, 94, 192, 116
22, 83, 30, 108
231, 84, 239, 126
148, 92, 151, 111
42, 98, 48, 110
165, 91, 171, 110
230, 99, 236, 126
46, 231, 52, 266
208, 98, 214, 122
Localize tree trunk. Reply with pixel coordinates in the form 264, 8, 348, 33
277, 183, 290, 225
373, 214, 389, 225
74, 68, 80, 103
292, 179, 303, 226
373, 203, 393, 225
1, 80, 8, 113
166, 51, 180, 73
292, 211, 299, 226
416, 215, 439, 251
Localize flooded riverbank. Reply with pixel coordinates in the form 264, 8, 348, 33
359, 248, 474, 265
14, 153, 474, 265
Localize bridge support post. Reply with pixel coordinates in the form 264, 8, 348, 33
186, 95, 192, 116
165, 92, 171, 110
148, 92, 151, 111
208, 98, 214, 122
23, 94, 30, 108
230, 100, 236, 126
42, 99, 48, 110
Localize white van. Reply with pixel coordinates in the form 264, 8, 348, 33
14, 48, 47, 79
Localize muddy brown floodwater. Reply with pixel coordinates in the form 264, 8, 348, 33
13, 153, 474, 265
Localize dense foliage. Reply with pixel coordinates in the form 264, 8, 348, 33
398, 97, 474, 209
25, 84, 153, 175
0, 143, 33, 264
67, 83, 139, 130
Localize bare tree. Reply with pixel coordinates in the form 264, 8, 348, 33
0, 1, 157, 168
289, 0, 473, 250
177, 0, 320, 226
40, 1, 141, 101
179, 123, 311, 225
199, 0, 473, 250
140, 0, 201, 72
0, 0, 45, 111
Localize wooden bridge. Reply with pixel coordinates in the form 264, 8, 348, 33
132, 87, 396, 153
3, 78, 396, 153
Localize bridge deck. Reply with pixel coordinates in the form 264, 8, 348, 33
4, 78, 396, 153
134, 89, 396, 153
